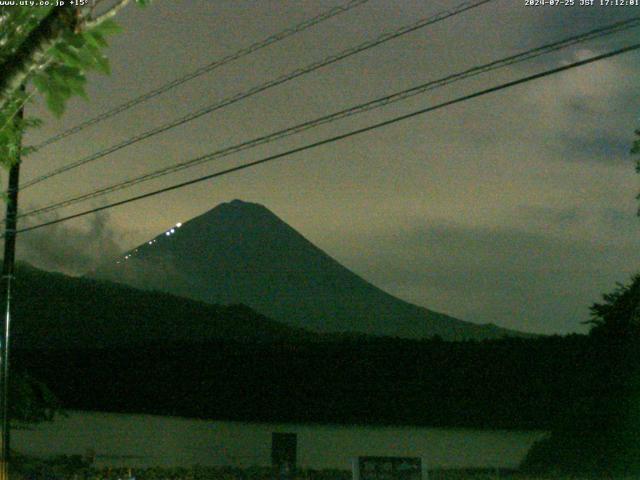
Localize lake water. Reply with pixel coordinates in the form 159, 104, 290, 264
13, 411, 547, 470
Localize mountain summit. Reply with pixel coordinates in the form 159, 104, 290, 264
92, 200, 527, 340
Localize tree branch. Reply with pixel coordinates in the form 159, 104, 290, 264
0, 7, 74, 108
84, 0, 132, 29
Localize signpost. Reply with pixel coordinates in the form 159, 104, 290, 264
271, 432, 297, 480
353, 456, 425, 480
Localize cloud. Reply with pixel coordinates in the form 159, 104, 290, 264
339, 219, 640, 335
519, 5, 640, 53
558, 134, 632, 165
16, 212, 123, 276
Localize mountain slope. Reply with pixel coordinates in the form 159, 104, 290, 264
92, 200, 528, 340
12, 262, 317, 349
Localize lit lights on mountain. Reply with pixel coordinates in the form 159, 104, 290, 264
116, 222, 182, 264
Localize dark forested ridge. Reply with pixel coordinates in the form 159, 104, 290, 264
12, 262, 317, 349
16, 335, 600, 430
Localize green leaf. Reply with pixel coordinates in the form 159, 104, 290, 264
50, 43, 83, 68
74, 44, 99, 70
94, 19, 122, 36
45, 90, 66, 117
79, 41, 109, 73
31, 73, 50, 95
61, 30, 85, 48
21, 145, 38, 158
64, 72, 88, 100
95, 53, 110, 75
85, 29, 108, 49
50, 70, 73, 99
22, 117, 43, 129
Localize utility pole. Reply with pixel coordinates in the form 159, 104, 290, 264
0, 102, 23, 480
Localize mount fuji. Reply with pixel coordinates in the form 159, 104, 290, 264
92, 200, 529, 340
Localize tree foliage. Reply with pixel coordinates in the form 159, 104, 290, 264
587, 274, 640, 339
0, 0, 150, 170
523, 275, 640, 475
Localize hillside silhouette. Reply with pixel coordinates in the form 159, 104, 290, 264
92, 200, 529, 341
12, 262, 316, 349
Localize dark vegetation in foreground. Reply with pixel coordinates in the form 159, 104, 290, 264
6, 455, 597, 480
10, 265, 640, 475
14, 335, 603, 429
521, 275, 640, 476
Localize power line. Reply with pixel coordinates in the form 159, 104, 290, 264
18, 16, 640, 220
15, 42, 640, 236
20, 0, 495, 190
31, 0, 371, 151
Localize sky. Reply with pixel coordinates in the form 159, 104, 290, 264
11, 0, 640, 335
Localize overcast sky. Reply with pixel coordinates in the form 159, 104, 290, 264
13, 0, 640, 335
